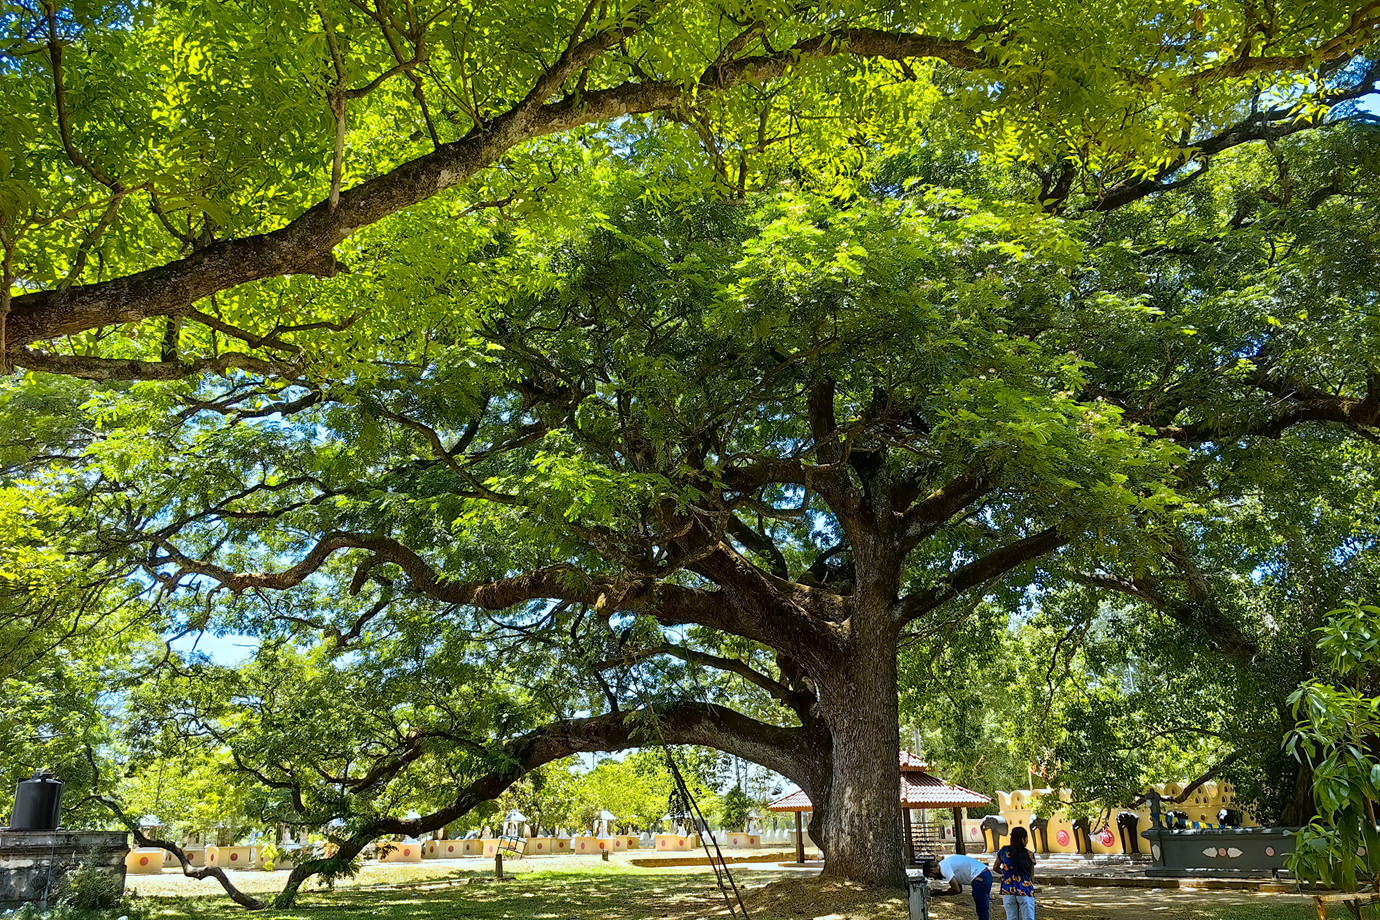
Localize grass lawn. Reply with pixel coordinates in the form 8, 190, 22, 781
134, 862, 1325, 920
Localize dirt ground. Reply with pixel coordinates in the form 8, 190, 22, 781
127, 856, 1319, 920
738, 878, 1316, 920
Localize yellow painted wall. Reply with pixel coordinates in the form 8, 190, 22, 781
377, 839, 422, 862
125, 848, 164, 874
219, 845, 258, 868
995, 782, 1259, 855
653, 834, 700, 851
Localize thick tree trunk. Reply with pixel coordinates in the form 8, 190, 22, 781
1279, 759, 1317, 826
813, 638, 906, 887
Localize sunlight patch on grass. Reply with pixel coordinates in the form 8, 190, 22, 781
140, 867, 1322, 920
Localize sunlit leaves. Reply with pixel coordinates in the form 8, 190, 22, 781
1285, 601, 1380, 890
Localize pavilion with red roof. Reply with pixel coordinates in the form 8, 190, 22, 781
766, 751, 991, 864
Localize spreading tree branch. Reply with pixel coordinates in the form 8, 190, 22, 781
266, 700, 822, 908
97, 795, 267, 910
17, 348, 301, 380
897, 526, 1066, 625
150, 530, 829, 651
4, 25, 990, 357
593, 642, 810, 712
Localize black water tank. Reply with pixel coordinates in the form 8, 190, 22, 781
9, 769, 63, 830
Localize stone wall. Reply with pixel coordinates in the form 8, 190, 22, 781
0, 830, 129, 910
1141, 825, 1298, 877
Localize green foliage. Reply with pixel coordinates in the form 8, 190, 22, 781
56, 863, 124, 913
567, 750, 718, 832
5, 6, 1380, 891
116, 753, 254, 845
258, 842, 282, 873
4, 0, 1373, 378
721, 786, 752, 832
494, 761, 582, 834
1285, 601, 1380, 892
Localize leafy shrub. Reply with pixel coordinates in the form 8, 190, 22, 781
1285, 600, 1380, 892
57, 863, 122, 912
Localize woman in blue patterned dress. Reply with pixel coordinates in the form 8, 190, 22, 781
993, 825, 1036, 920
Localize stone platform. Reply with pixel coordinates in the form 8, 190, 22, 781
0, 829, 128, 909
905, 854, 1296, 894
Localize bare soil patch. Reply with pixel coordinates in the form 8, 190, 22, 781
735, 877, 1317, 920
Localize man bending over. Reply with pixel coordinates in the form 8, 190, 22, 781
924, 853, 994, 920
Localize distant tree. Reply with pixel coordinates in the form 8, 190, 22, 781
722, 786, 752, 832
495, 761, 582, 835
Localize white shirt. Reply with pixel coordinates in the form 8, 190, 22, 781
939, 854, 990, 886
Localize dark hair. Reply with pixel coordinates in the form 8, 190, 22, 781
1006, 826, 1035, 878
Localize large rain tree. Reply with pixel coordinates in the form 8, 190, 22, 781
4, 0, 1380, 895
14, 128, 1380, 894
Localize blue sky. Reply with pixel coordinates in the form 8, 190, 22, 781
168, 629, 259, 664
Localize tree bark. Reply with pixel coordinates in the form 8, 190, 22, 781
1280, 756, 1318, 826
812, 629, 906, 887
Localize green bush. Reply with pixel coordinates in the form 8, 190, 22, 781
57, 863, 122, 912
1285, 601, 1380, 892
4, 868, 147, 920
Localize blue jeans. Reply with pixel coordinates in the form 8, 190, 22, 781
970, 868, 993, 920
1003, 894, 1035, 920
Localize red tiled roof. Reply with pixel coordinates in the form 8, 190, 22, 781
899, 751, 933, 770
766, 789, 813, 812
899, 770, 991, 808
764, 754, 991, 812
